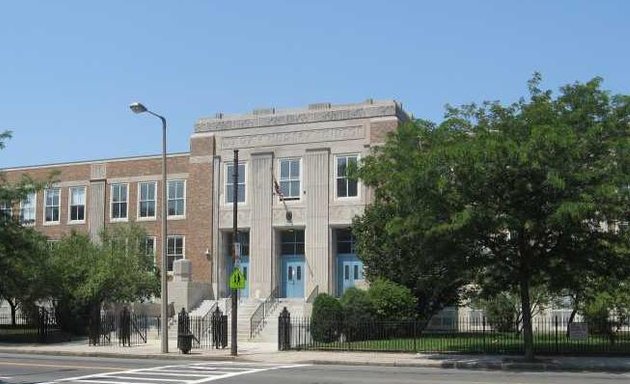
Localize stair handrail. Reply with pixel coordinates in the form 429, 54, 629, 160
249, 286, 280, 339
190, 301, 217, 349
306, 284, 319, 303
131, 316, 147, 344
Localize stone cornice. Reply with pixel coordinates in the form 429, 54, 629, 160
195, 100, 408, 132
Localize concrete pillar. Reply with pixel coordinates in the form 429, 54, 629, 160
305, 148, 330, 296
249, 152, 273, 299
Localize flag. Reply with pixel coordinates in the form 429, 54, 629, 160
273, 176, 284, 201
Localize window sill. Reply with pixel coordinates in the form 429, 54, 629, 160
335, 196, 360, 201
68, 220, 86, 225
137, 216, 157, 222
167, 215, 186, 221
43, 221, 60, 226
110, 218, 129, 223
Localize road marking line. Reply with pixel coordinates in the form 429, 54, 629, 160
187, 364, 311, 384
72, 380, 157, 384
105, 375, 187, 382
122, 371, 212, 377
40, 362, 311, 384
0, 361, 126, 370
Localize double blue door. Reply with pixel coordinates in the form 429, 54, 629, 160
282, 256, 305, 298
337, 254, 364, 295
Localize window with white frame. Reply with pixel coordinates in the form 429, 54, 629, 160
111, 183, 128, 220
167, 180, 185, 216
20, 192, 36, 225
225, 163, 245, 203
279, 158, 301, 200
336, 155, 359, 198
138, 182, 156, 219
166, 235, 184, 272
0, 201, 12, 219
44, 188, 61, 223
69, 186, 86, 222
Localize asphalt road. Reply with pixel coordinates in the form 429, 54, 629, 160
1, 353, 630, 384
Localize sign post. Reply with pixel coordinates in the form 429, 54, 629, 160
231, 149, 239, 356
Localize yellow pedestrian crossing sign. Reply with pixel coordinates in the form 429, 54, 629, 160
229, 269, 246, 290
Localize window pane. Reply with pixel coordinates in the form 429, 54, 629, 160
290, 181, 300, 196
344, 265, 349, 280
337, 157, 346, 177
238, 165, 245, 183
348, 179, 358, 197
281, 161, 289, 178
337, 179, 347, 197
296, 266, 302, 281
290, 160, 299, 177
288, 266, 293, 281
354, 265, 359, 280
237, 185, 245, 202
280, 181, 290, 196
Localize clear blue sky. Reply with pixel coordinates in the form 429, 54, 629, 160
1, 1, 628, 168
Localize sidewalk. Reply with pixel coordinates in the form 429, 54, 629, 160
1, 338, 630, 373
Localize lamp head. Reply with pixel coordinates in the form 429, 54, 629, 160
129, 102, 148, 114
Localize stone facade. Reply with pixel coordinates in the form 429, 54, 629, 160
2, 99, 409, 308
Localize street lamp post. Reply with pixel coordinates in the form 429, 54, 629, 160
129, 102, 169, 354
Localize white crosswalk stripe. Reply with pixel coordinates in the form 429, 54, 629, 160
40, 362, 309, 384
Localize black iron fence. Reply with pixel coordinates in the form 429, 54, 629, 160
88, 308, 149, 347
176, 307, 228, 352
0, 308, 63, 343
280, 314, 630, 355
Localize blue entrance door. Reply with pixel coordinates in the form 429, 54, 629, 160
282, 257, 305, 298
337, 255, 364, 295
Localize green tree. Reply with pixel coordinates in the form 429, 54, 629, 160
50, 224, 160, 333
353, 119, 476, 321
470, 286, 550, 333
355, 75, 630, 360
580, 276, 630, 343
340, 287, 374, 341
310, 293, 342, 343
367, 278, 417, 321
0, 131, 54, 323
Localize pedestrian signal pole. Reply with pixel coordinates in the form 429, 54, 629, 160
231, 149, 239, 356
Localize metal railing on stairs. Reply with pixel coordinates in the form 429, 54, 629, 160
190, 301, 217, 349
249, 286, 279, 339
306, 285, 319, 303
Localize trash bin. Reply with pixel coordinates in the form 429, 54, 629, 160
178, 333, 193, 354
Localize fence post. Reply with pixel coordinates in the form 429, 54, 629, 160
177, 308, 192, 354
119, 307, 131, 347
211, 307, 224, 349
482, 316, 486, 352
413, 319, 417, 353
37, 308, 47, 343
278, 307, 291, 351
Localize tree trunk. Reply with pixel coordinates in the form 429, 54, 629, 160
519, 276, 535, 361
8, 299, 17, 326
566, 307, 578, 338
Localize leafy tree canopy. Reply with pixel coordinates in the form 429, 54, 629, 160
354, 74, 630, 359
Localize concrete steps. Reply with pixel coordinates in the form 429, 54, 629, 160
254, 299, 310, 343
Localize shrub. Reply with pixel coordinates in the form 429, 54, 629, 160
340, 287, 374, 341
310, 293, 342, 343
367, 278, 417, 321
